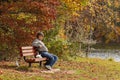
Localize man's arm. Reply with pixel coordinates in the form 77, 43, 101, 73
32, 40, 42, 48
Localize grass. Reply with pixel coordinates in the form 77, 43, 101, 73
1, 57, 120, 80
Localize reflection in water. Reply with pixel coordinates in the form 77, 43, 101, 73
88, 50, 120, 62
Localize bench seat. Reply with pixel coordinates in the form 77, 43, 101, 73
20, 46, 47, 67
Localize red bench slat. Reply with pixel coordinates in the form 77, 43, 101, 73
21, 46, 33, 49
22, 50, 34, 53
35, 58, 47, 62
23, 53, 35, 56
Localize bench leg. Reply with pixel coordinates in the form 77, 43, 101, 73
39, 61, 42, 67
29, 63, 31, 67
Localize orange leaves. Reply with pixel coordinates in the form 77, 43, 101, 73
0, 0, 59, 28
30, 1, 45, 9
0, 0, 60, 50
0, 70, 3, 75
115, 27, 120, 35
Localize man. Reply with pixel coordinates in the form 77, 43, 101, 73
32, 32, 58, 70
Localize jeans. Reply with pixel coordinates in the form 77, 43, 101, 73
40, 52, 58, 67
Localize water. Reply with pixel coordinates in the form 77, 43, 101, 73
88, 50, 120, 62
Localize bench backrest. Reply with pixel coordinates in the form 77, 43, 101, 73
20, 46, 36, 57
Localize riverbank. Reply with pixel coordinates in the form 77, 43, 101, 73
0, 57, 120, 80
92, 43, 120, 50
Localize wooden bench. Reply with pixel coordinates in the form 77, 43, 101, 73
20, 46, 47, 67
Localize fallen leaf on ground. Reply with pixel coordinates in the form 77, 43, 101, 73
41, 70, 54, 74
62, 70, 76, 74
0, 70, 3, 75
51, 68, 60, 72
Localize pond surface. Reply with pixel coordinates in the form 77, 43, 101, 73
88, 50, 120, 62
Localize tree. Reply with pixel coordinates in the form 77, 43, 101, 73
0, 0, 59, 59
64, 0, 120, 44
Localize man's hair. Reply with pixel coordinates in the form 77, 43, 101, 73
36, 32, 44, 38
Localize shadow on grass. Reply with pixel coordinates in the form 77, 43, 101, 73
0, 63, 16, 69
0, 61, 30, 72
15, 66, 29, 71
0, 61, 46, 73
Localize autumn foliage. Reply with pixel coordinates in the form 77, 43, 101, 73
0, 0, 59, 47
0, 0, 120, 59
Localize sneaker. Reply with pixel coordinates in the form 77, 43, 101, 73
45, 65, 52, 70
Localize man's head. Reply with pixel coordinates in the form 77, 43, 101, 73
36, 32, 44, 40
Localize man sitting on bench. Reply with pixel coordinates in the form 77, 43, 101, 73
32, 32, 58, 70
